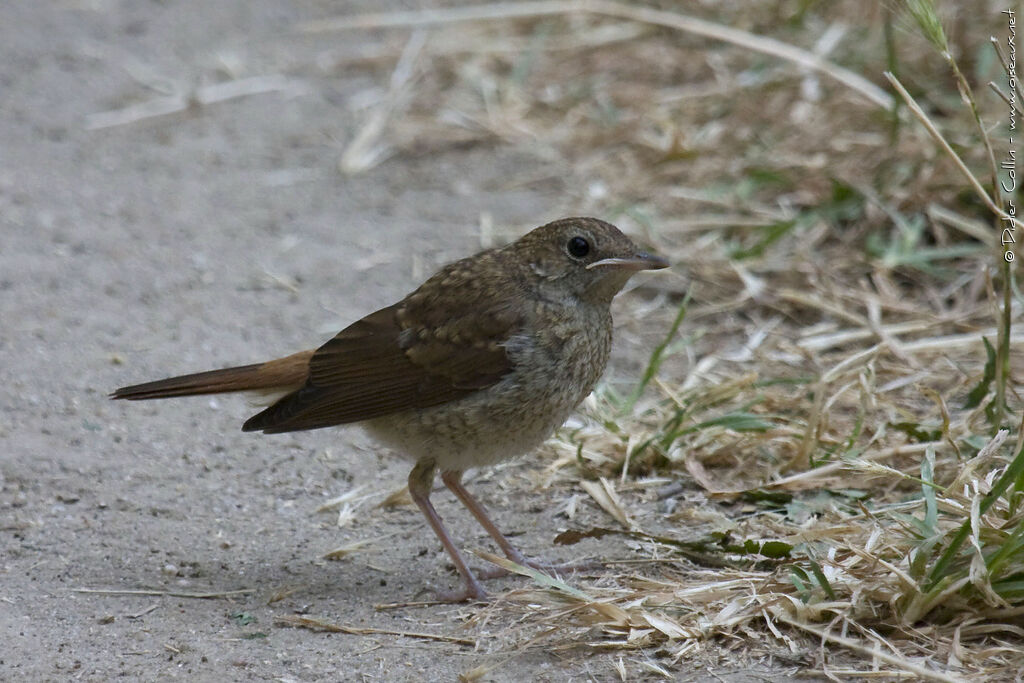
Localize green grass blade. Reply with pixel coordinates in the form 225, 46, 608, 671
925, 434, 1024, 591
622, 292, 690, 412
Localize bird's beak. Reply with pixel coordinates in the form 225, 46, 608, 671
586, 252, 670, 271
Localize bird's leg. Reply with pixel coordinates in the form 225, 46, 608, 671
440, 469, 528, 564
441, 470, 600, 578
407, 460, 487, 602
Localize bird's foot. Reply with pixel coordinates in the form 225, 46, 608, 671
431, 576, 489, 603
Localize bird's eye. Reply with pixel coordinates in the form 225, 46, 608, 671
566, 236, 591, 258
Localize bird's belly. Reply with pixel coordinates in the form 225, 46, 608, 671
363, 351, 603, 471
364, 410, 563, 471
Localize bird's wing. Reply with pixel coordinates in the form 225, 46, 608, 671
242, 284, 522, 433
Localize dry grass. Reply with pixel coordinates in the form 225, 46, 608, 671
299, 0, 1021, 678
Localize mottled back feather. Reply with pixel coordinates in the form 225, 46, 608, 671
242, 252, 525, 433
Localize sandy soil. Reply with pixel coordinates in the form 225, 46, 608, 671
0, 2, 804, 680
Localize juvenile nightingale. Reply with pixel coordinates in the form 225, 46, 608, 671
113, 217, 669, 601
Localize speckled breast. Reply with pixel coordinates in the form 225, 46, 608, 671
364, 303, 613, 472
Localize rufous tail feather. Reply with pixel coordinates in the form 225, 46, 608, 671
111, 350, 313, 400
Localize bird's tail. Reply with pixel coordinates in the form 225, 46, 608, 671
110, 350, 314, 401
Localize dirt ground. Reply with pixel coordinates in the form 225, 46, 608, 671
0, 2, 775, 680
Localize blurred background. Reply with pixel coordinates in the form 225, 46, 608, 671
1, 1, 1019, 680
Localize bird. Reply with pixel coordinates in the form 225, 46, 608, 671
112, 217, 669, 601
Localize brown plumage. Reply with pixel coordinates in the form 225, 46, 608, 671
112, 217, 669, 601
111, 350, 313, 401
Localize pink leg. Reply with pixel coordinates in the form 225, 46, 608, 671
441, 470, 601, 578
441, 469, 529, 564
408, 461, 486, 602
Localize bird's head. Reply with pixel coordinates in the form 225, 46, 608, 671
511, 217, 669, 305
